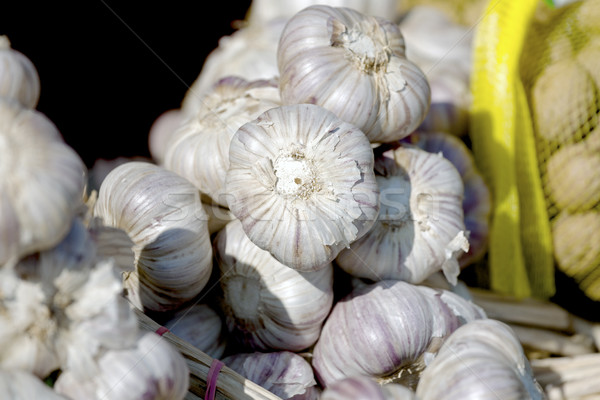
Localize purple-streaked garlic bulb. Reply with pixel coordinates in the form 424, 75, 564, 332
164, 303, 227, 359
222, 351, 320, 400
164, 77, 281, 207
416, 319, 545, 400
215, 218, 334, 352
403, 131, 491, 267
54, 332, 189, 400
0, 99, 86, 265
321, 376, 417, 400
93, 161, 213, 313
335, 145, 468, 285
225, 103, 379, 271
312, 280, 486, 387
0, 36, 40, 108
277, 5, 430, 143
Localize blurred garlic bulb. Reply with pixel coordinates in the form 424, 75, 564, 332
148, 108, 185, 164
222, 351, 320, 400
181, 20, 285, 113
415, 319, 545, 400
93, 161, 213, 312
277, 5, 431, 143
215, 218, 334, 351
0, 218, 138, 379
55, 332, 189, 400
0, 98, 86, 265
312, 280, 486, 387
0, 370, 69, 399
403, 131, 491, 267
336, 145, 468, 285
246, 0, 398, 25
226, 103, 379, 271
164, 303, 227, 359
164, 77, 281, 207
0, 36, 40, 108
545, 141, 600, 212
321, 376, 417, 400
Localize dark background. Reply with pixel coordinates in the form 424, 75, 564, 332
1, 1, 252, 168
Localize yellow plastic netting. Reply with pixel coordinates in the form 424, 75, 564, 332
469, 0, 600, 299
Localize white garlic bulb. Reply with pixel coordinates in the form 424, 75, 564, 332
93, 161, 213, 312
312, 280, 486, 387
0, 98, 87, 265
181, 20, 285, 113
148, 108, 184, 164
222, 351, 320, 400
277, 5, 430, 143
321, 376, 417, 400
164, 303, 227, 359
415, 319, 545, 400
55, 332, 190, 400
226, 103, 380, 271
215, 218, 334, 351
164, 77, 281, 207
336, 145, 468, 285
0, 370, 69, 399
0, 36, 41, 108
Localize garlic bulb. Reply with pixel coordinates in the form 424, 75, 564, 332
164, 77, 281, 207
0, 98, 87, 265
215, 218, 334, 351
181, 19, 285, 113
148, 108, 184, 164
164, 303, 227, 359
545, 141, 600, 212
403, 131, 491, 267
0, 370, 69, 399
93, 161, 213, 312
55, 332, 190, 400
321, 376, 417, 400
415, 319, 545, 400
312, 280, 486, 387
277, 5, 431, 143
222, 351, 320, 400
226, 103, 379, 271
0, 36, 40, 108
336, 145, 468, 285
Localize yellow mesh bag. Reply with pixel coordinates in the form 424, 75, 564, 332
470, 0, 600, 300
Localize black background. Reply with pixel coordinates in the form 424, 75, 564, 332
1, 1, 252, 168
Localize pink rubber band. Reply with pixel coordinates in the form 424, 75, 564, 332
155, 326, 169, 336
205, 359, 224, 400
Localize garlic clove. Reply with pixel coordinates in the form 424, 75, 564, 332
0, 36, 41, 108
226, 103, 379, 271
336, 145, 468, 285
223, 351, 320, 400
215, 218, 334, 352
93, 161, 213, 313
0, 98, 87, 265
321, 376, 417, 400
0, 370, 69, 399
164, 77, 281, 207
277, 5, 430, 143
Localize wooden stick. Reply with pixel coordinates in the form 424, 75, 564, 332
135, 308, 282, 400
508, 324, 595, 356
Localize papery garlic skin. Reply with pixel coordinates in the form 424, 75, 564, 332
223, 351, 320, 400
215, 219, 334, 351
277, 5, 430, 143
416, 319, 545, 400
164, 303, 227, 359
226, 103, 379, 271
336, 145, 468, 285
0, 370, 69, 399
312, 280, 486, 387
94, 161, 213, 312
0, 99, 86, 265
164, 77, 281, 207
321, 376, 417, 400
0, 36, 40, 108
148, 108, 185, 165
55, 332, 189, 400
